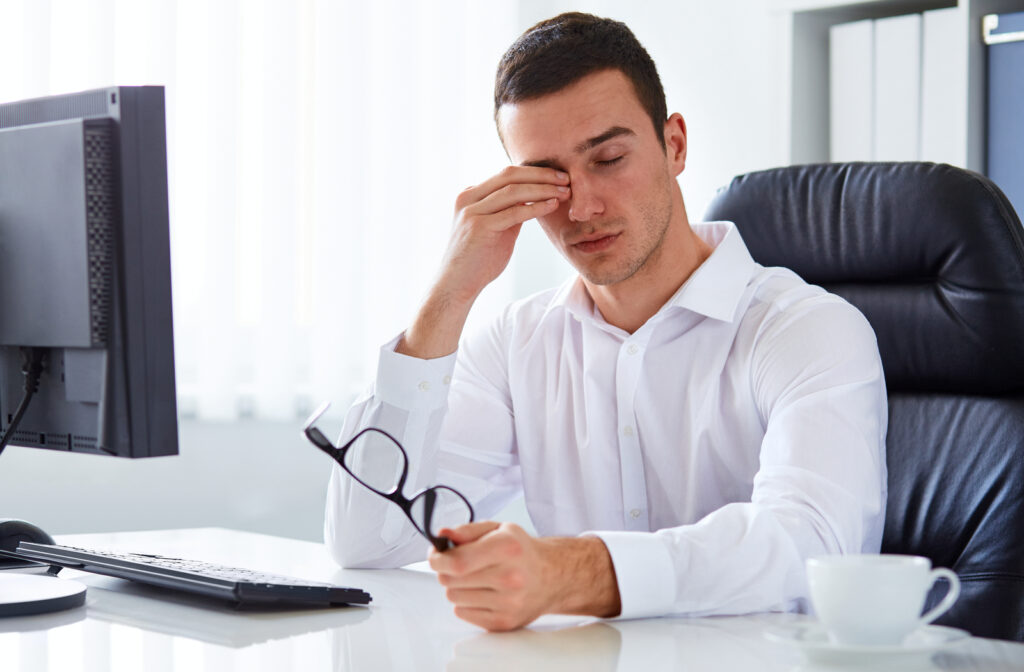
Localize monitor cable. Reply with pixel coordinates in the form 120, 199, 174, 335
0, 348, 46, 458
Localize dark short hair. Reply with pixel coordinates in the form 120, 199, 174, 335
494, 12, 667, 149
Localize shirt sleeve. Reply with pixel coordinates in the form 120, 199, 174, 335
589, 295, 888, 619
324, 316, 523, 569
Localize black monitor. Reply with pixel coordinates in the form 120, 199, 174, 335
0, 86, 178, 616
0, 86, 177, 458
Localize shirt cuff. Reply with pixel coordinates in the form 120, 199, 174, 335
375, 333, 458, 411
585, 530, 678, 620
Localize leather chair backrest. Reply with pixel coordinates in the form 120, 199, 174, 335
704, 162, 1024, 641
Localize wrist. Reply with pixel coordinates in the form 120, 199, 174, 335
397, 286, 475, 360
539, 536, 621, 618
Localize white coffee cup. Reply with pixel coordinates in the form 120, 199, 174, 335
806, 554, 960, 647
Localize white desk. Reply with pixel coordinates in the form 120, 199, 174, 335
1, 528, 1023, 671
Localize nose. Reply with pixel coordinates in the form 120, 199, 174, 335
567, 175, 604, 223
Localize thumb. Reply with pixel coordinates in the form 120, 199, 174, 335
439, 520, 501, 545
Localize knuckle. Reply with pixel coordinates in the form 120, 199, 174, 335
458, 214, 482, 233
501, 522, 522, 535
502, 569, 525, 590
497, 534, 523, 557
502, 539, 521, 557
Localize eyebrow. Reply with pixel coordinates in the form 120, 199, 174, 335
522, 126, 636, 168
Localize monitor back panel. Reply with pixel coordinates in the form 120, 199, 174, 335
0, 119, 113, 348
0, 86, 177, 458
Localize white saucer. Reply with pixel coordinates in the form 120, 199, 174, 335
764, 622, 970, 665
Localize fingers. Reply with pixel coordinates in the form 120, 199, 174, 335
444, 587, 500, 610
457, 199, 561, 236
449, 590, 531, 631
442, 521, 501, 545
454, 166, 571, 234
436, 561, 528, 592
435, 165, 569, 304
459, 165, 568, 208
429, 522, 547, 632
430, 523, 523, 576
469, 182, 569, 217
452, 607, 524, 632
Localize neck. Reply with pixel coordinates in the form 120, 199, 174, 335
583, 195, 711, 334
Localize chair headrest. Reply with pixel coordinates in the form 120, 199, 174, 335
703, 162, 1024, 394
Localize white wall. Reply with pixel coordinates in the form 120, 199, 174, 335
0, 420, 330, 541
0, 0, 789, 541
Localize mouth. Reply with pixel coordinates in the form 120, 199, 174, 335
571, 233, 620, 254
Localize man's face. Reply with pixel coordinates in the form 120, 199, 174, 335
497, 69, 682, 287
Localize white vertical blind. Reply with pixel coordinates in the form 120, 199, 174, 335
0, 0, 564, 421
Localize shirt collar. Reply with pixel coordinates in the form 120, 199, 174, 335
550, 221, 757, 325
664, 221, 757, 323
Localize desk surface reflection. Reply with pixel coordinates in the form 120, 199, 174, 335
1, 529, 1022, 672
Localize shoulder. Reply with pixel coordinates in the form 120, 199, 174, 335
741, 266, 884, 403
741, 266, 883, 396
745, 266, 875, 342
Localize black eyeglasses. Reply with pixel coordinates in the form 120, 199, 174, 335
303, 402, 474, 552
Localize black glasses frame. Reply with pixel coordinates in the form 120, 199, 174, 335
304, 404, 474, 552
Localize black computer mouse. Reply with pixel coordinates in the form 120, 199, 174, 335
0, 518, 55, 556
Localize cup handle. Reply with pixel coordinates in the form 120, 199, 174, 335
919, 567, 961, 626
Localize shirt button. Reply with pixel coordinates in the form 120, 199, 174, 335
630, 509, 641, 519
418, 381, 430, 391
627, 344, 639, 355
623, 426, 634, 437
442, 375, 451, 385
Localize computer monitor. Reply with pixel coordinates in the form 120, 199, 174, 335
0, 86, 178, 458
0, 86, 178, 615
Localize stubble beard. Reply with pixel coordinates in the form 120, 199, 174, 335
577, 183, 674, 287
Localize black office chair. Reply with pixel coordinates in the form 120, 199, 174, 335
704, 162, 1024, 642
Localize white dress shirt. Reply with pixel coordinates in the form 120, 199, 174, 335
325, 221, 888, 619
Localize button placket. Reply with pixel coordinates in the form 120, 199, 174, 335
616, 338, 650, 531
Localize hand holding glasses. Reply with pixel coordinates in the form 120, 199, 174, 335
304, 402, 474, 552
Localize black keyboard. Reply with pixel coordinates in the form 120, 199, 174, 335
10, 542, 371, 608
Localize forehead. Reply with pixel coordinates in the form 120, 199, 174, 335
497, 69, 650, 164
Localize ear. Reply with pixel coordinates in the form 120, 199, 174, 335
663, 113, 687, 176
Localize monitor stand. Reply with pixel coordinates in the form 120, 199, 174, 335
0, 518, 86, 617
0, 573, 86, 617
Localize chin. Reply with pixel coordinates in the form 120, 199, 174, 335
578, 264, 632, 287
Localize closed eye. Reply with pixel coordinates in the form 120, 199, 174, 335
597, 156, 624, 166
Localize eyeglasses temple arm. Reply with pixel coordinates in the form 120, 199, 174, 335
422, 488, 456, 552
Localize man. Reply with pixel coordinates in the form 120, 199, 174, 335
325, 13, 887, 632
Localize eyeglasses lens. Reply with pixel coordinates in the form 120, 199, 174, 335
342, 430, 406, 495
410, 487, 473, 539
